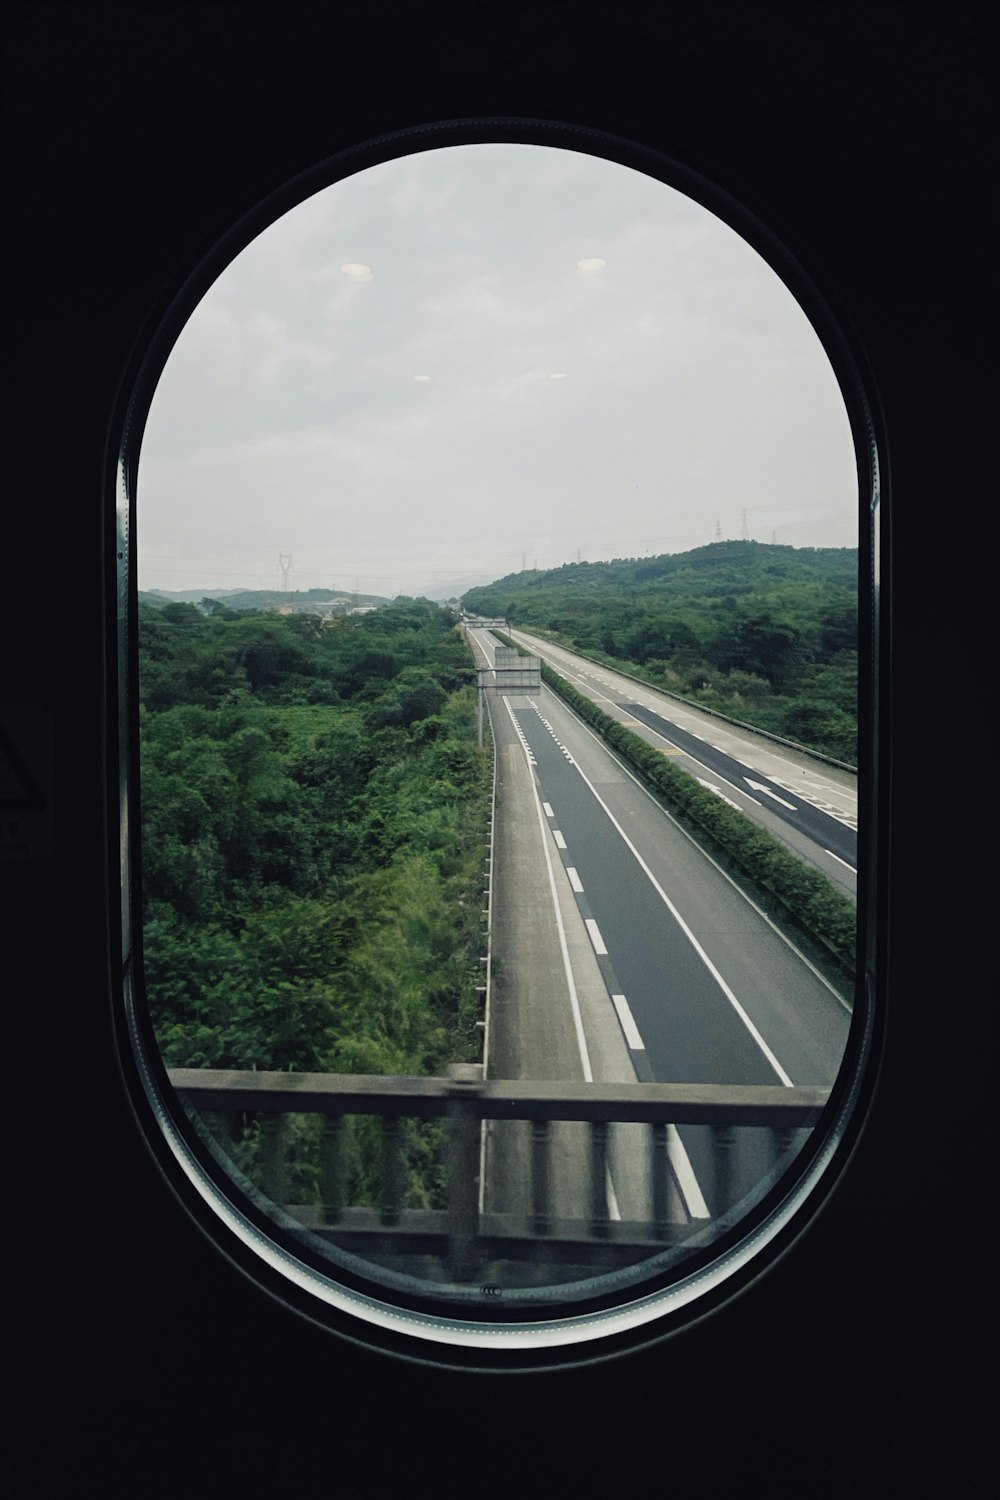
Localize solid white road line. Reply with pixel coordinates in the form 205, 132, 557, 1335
540, 697, 796, 1085
511, 628, 858, 822
538, 683, 852, 1012
502, 690, 703, 1225
824, 848, 857, 872
611, 994, 644, 1050
578, 695, 764, 808
503, 697, 593, 1082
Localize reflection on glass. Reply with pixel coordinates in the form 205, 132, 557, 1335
135, 142, 859, 1306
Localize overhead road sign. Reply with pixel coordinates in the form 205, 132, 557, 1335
476, 650, 541, 748
478, 648, 541, 697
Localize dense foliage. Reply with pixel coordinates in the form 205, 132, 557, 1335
463, 541, 858, 763
139, 597, 491, 1207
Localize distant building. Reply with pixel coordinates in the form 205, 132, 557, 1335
269, 597, 355, 619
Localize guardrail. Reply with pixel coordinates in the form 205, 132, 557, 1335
169, 1066, 829, 1281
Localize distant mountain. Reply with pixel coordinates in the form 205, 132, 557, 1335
139, 586, 390, 612
462, 540, 857, 616
415, 574, 501, 602
144, 587, 250, 603
461, 540, 859, 762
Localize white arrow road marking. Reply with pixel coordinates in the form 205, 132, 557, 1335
744, 778, 798, 810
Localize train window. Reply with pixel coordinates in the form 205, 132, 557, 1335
109, 120, 884, 1368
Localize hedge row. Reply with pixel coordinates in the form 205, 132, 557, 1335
495, 634, 856, 974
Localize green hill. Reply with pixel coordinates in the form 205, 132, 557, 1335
463, 541, 858, 763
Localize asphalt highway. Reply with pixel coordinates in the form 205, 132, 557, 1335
466, 626, 854, 1234
506, 626, 858, 896
622, 700, 856, 868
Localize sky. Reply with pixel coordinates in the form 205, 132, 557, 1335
137, 142, 858, 600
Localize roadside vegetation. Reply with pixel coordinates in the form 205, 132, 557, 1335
140, 542, 858, 1207
139, 596, 491, 1208
463, 540, 858, 764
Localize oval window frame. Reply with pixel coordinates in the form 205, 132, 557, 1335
106, 116, 887, 1372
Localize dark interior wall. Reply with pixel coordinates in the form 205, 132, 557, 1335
7, 2, 994, 1492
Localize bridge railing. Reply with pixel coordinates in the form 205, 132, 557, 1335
169, 1065, 829, 1282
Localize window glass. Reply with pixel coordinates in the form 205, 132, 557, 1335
119, 129, 878, 1360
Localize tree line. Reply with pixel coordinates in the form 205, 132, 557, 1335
139, 597, 492, 1208
463, 540, 858, 763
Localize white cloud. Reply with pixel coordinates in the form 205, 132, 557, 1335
138, 141, 858, 596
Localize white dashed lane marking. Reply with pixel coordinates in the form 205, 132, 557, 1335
585, 919, 608, 955
509, 715, 537, 766
530, 703, 577, 765
612, 994, 645, 1050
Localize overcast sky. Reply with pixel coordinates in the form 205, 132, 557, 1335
137, 142, 858, 600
